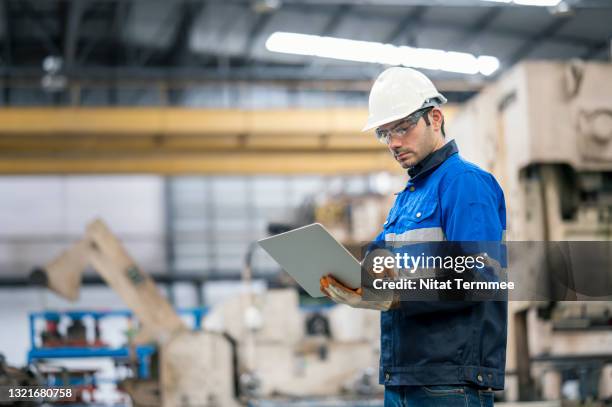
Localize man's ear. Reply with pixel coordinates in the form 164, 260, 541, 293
430, 108, 444, 133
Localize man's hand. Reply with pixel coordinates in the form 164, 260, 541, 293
319, 274, 397, 311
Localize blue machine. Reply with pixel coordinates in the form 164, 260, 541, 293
28, 308, 208, 379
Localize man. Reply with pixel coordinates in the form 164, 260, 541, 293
320, 67, 507, 407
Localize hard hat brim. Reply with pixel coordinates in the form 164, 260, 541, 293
361, 112, 409, 132
361, 97, 447, 132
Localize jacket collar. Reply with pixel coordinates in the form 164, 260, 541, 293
407, 139, 458, 181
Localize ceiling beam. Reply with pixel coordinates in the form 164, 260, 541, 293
164, 0, 206, 65
111, 1, 130, 66
1, 0, 11, 65
385, 6, 427, 45
0, 79, 483, 100
1, 0, 11, 103
320, 4, 351, 37
134, 7, 183, 67
0, 64, 487, 89
244, 9, 275, 59
448, 7, 503, 51
17, 0, 61, 56
504, 15, 574, 68
64, 1, 88, 68
78, 1, 130, 66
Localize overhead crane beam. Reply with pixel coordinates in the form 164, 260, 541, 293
0, 108, 375, 136
0, 107, 454, 174
0, 152, 399, 175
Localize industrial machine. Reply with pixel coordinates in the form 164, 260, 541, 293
450, 60, 612, 403
37, 219, 239, 407
36, 219, 384, 406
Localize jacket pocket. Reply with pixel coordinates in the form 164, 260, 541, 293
421, 386, 468, 406
423, 385, 466, 396
396, 199, 438, 232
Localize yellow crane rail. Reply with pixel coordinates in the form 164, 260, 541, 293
0, 107, 455, 174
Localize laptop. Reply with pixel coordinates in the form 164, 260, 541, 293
258, 223, 362, 298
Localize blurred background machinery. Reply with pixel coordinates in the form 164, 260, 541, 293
451, 60, 612, 403
30, 220, 382, 406
0, 0, 612, 406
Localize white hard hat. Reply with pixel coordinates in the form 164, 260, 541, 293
362, 67, 447, 132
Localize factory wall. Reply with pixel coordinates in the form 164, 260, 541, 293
0, 176, 166, 275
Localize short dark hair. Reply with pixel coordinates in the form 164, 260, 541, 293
423, 107, 446, 137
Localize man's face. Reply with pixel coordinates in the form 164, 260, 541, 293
377, 110, 439, 169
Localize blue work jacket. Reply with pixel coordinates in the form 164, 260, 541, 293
375, 140, 507, 390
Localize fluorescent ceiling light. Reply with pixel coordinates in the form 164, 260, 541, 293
513, 0, 561, 5
481, 0, 561, 5
265, 32, 500, 76
477, 56, 500, 76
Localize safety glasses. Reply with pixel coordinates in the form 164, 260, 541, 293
375, 108, 432, 145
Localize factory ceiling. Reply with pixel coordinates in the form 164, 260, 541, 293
0, 0, 610, 85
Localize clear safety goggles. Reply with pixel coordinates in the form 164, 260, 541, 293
375, 107, 432, 145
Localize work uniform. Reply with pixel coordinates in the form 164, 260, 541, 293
374, 140, 507, 406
